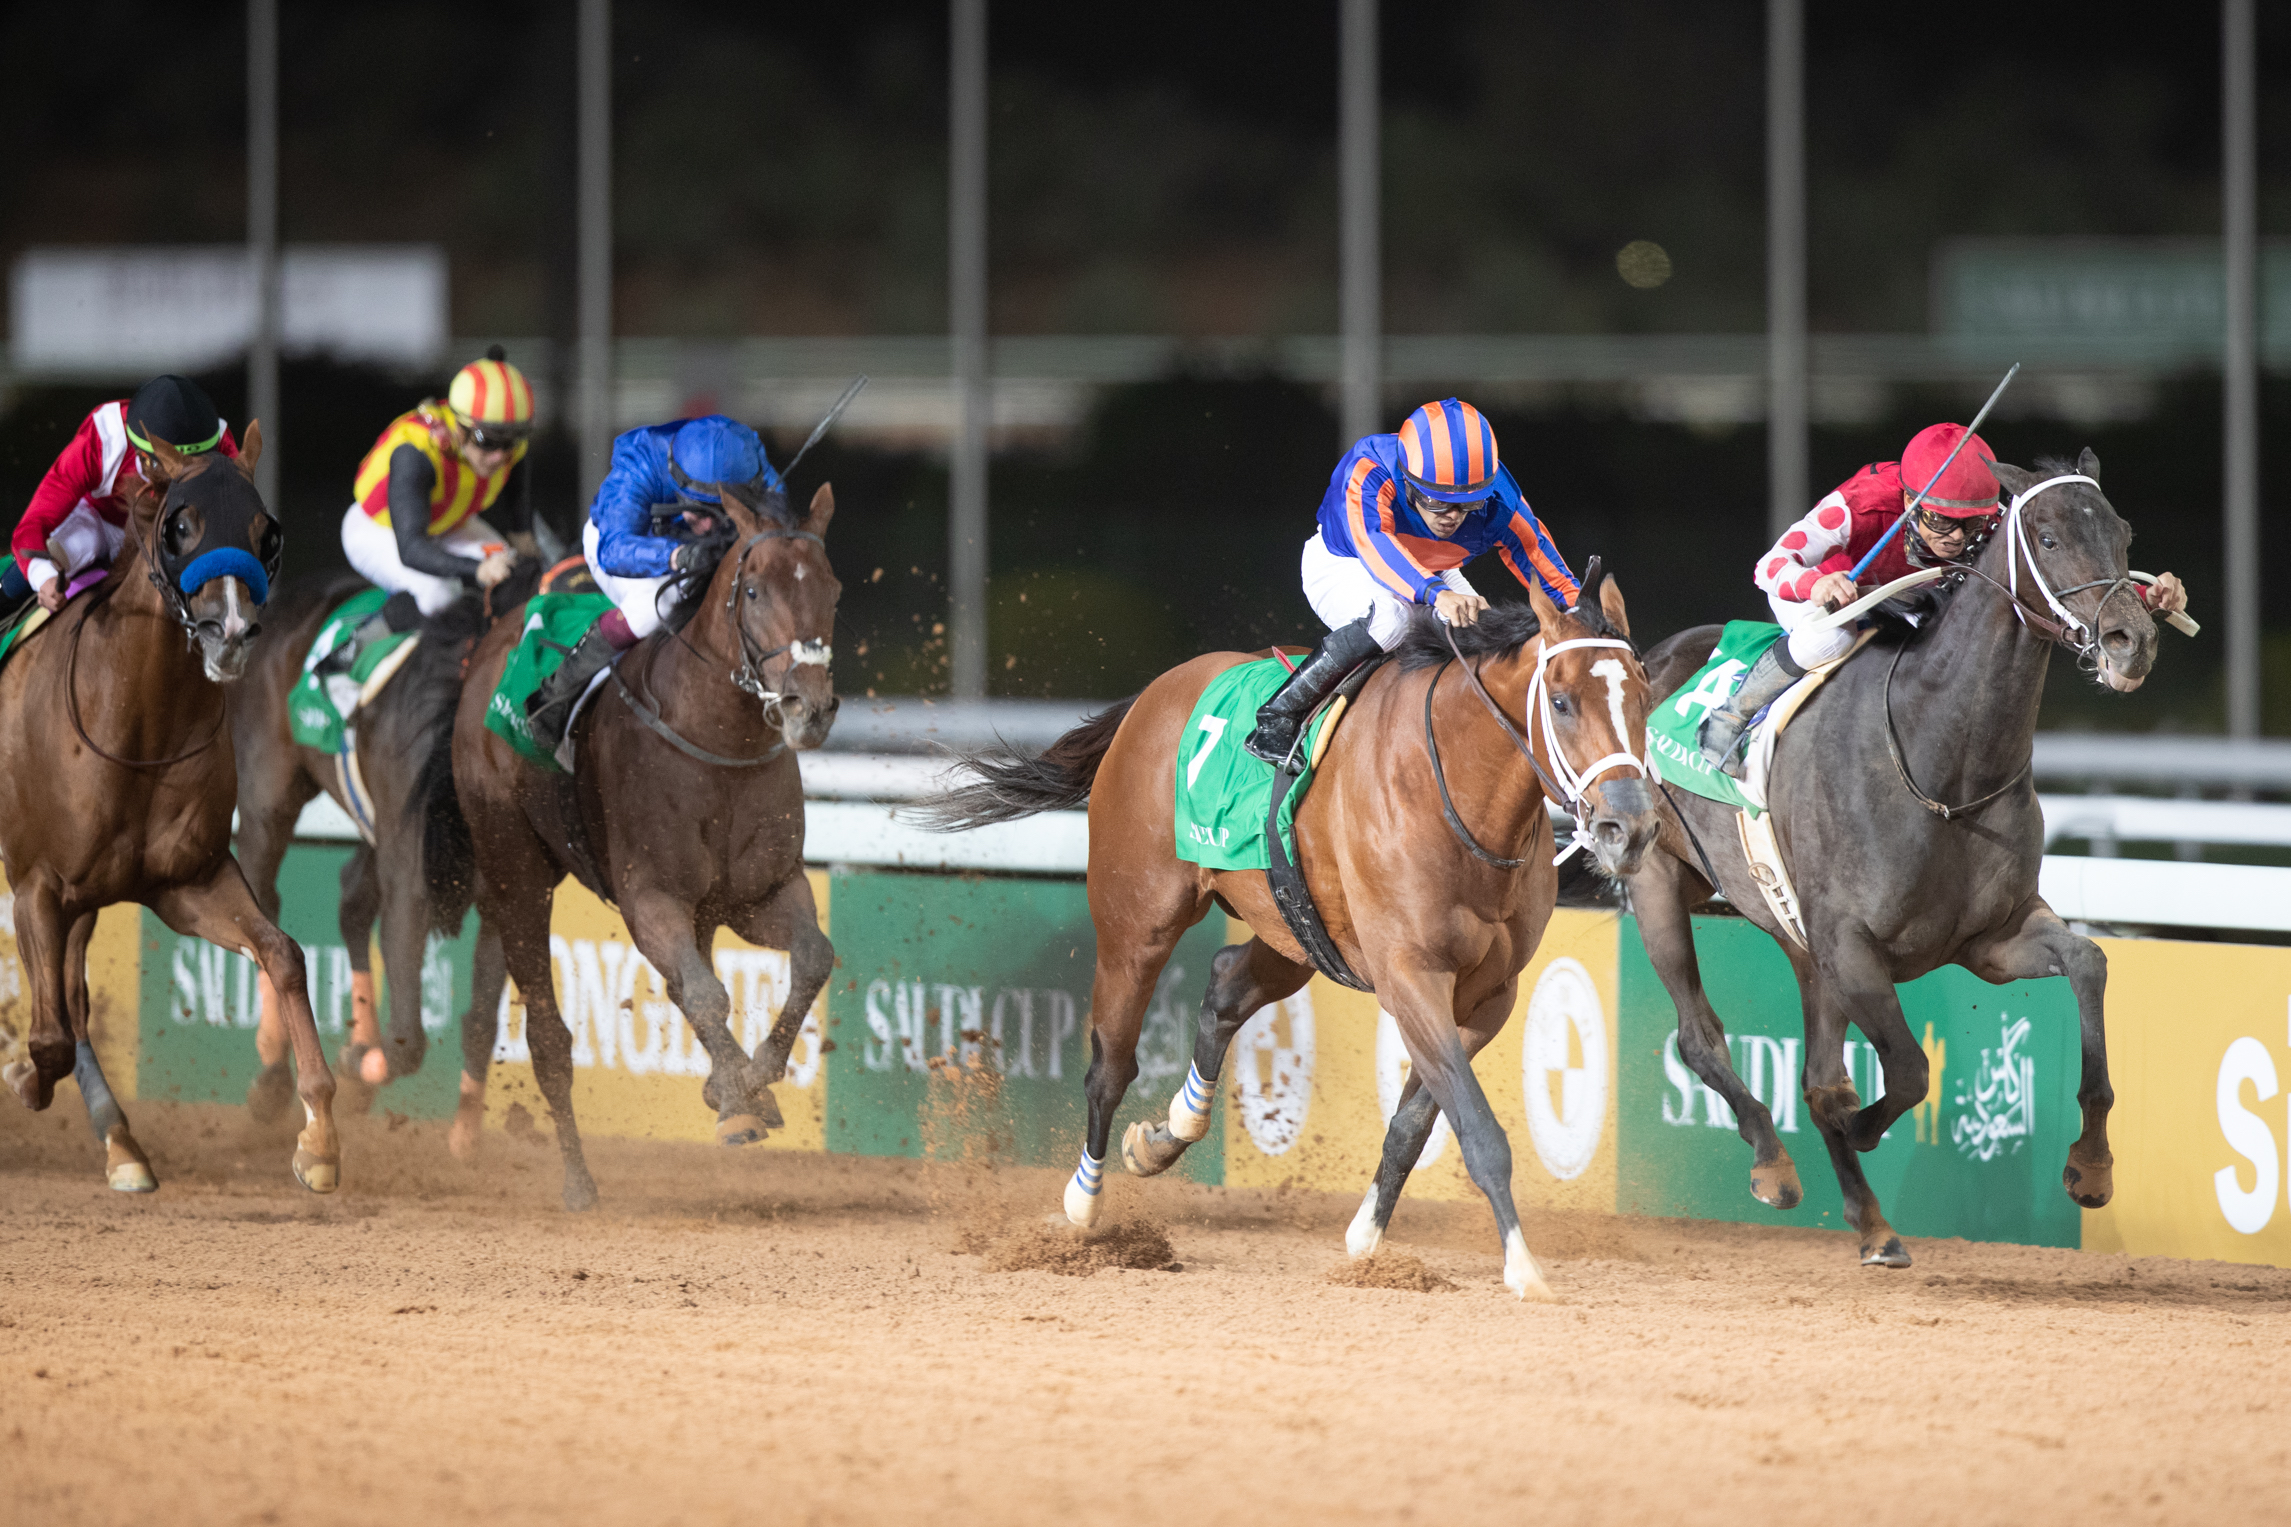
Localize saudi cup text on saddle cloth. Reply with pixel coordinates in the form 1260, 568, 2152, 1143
1642, 620, 1786, 818
483, 591, 617, 769
1173, 657, 1342, 872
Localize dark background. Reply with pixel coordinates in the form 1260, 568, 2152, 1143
4, 1, 2288, 726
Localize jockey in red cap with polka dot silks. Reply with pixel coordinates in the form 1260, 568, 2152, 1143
1698, 422, 2002, 771
1243, 397, 1581, 765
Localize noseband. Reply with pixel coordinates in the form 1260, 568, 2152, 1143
1954, 473, 2138, 662
722, 526, 833, 730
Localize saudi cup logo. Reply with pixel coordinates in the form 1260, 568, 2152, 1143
1232, 992, 1314, 1156
1521, 958, 1608, 1180
1377, 1010, 1454, 1169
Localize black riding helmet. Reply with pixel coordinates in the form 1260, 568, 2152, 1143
125, 374, 227, 456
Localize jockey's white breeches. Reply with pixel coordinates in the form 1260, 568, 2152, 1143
341, 507, 504, 616
583, 519, 674, 639
1770, 591, 1857, 670
1301, 531, 1475, 652
25, 503, 126, 593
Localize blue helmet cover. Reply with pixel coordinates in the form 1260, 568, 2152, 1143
668, 416, 764, 504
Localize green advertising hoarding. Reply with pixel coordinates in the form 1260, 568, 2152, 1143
822, 866, 1230, 1182
135, 843, 480, 1119
1617, 914, 2084, 1248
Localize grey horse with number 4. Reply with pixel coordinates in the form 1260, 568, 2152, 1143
1626, 452, 2191, 1267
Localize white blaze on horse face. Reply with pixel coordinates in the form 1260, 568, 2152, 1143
1590, 658, 1634, 760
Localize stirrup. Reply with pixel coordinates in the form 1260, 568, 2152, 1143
1243, 716, 1301, 767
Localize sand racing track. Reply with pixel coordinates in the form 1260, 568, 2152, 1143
3, 1093, 2288, 1526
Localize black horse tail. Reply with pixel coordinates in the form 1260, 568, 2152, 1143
907, 697, 1137, 832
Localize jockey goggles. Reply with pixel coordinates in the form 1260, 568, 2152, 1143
1915, 505, 1993, 539
463, 421, 533, 451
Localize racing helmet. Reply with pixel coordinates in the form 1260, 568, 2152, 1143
126, 374, 227, 455
1396, 397, 1500, 504
446, 345, 536, 445
1901, 423, 1999, 516
664, 417, 769, 506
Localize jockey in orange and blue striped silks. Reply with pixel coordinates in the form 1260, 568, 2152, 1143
1243, 397, 1581, 764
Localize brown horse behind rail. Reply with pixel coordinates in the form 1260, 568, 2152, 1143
0, 428, 339, 1193
918, 567, 1661, 1298
430, 484, 841, 1208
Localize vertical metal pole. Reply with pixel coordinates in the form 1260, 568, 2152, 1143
577, 0, 614, 504
1339, 0, 1381, 444
246, 0, 280, 507
1766, 0, 1807, 540
2224, 0, 2260, 738
948, 0, 989, 700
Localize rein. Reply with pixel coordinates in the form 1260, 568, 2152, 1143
65, 590, 226, 770
1426, 620, 1646, 868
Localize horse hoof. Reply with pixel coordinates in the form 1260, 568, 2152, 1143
716, 1113, 769, 1148
358, 1047, 390, 1087
1062, 1178, 1102, 1229
2063, 1155, 2114, 1209
1503, 1227, 1559, 1303
4, 1059, 51, 1111
563, 1174, 599, 1213
292, 1149, 341, 1195
108, 1159, 158, 1193
245, 1063, 295, 1126
1345, 1187, 1386, 1259
1121, 1120, 1185, 1178
1750, 1158, 1803, 1210
1860, 1236, 1911, 1268
446, 1114, 482, 1163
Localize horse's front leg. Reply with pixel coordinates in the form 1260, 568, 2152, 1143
449, 918, 507, 1162
1962, 898, 2112, 1207
1383, 960, 1552, 1301
724, 872, 833, 1093
622, 890, 766, 1145
1347, 975, 1514, 1259
1124, 936, 1310, 1178
151, 859, 338, 1193
4, 871, 78, 1112
60, 910, 153, 1191
1802, 938, 1923, 1267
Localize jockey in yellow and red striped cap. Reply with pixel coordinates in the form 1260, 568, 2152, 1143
1244, 397, 1582, 765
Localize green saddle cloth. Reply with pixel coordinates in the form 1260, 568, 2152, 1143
483, 591, 617, 770
0, 555, 42, 673
1643, 619, 1786, 817
288, 589, 417, 753
1172, 656, 1343, 872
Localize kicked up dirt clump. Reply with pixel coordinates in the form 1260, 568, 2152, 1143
975, 1218, 1178, 1276
1325, 1250, 1457, 1293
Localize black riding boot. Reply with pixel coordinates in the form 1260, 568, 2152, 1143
525, 623, 622, 753
317, 592, 421, 677
1243, 618, 1384, 765
1696, 642, 1804, 778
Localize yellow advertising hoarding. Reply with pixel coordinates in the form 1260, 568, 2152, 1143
1220, 908, 1621, 1215
2082, 935, 2291, 1266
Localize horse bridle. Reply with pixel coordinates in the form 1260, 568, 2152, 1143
1428, 620, 1647, 868
720, 526, 833, 728
1882, 473, 2136, 819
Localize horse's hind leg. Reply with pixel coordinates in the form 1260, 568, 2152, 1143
1123, 937, 1309, 1178
1629, 846, 1800, 1208
1347, 977, 1515, 1258
60, 911, 153, 1192
3, 871, 75, 1112
367, 846, 435, 1086
150, 860, 338, 1193
238, 757, 316, 1123
488, 868, 593, 1209
448, 916, 506, 1162
1799, 945, 1920, 1267
1066, 918, 1196, 1230
1963, 899, 2114, 1207
329, 846, 385, 1111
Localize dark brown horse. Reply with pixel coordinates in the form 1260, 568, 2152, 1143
430, 483, 841, 1208
231, 565, 541, 1146
920, 570, 1661, 1298
0, 427, 340, 1193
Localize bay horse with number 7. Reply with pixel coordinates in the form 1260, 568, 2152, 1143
919, 563, 1660, 1299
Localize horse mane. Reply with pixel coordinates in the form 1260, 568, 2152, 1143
1388, 589, 1628, 674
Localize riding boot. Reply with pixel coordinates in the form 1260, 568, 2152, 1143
1243, 617, 1384, 765
1697, 642, 1805, 778
525, 623, 622, 753
316, 592, 421, 677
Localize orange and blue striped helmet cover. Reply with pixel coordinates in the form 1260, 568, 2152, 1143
1396, 397, 1499, 503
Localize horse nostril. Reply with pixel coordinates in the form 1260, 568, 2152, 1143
1594, 817, 1627, 847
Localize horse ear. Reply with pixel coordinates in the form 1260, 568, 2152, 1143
716, 487, 765, 537
1985, 458, 2038, 498
2076, 447, 2102, 482
1526, 579, 1562, 631
802, 482, 835, 535
237, 420, 265, 481
1598, 572, 1632, 636
140, 431, 187, 478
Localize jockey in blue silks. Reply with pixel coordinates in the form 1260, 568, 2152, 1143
1242, 396, 1582, 764
524, 414, 783, 750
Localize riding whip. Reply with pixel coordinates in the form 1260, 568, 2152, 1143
1846, 361, 2020, 583
782, 375, 870, 480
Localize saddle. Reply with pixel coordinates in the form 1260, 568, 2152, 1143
1263, 656, 1382, 990
1727, 631, 1873, 949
